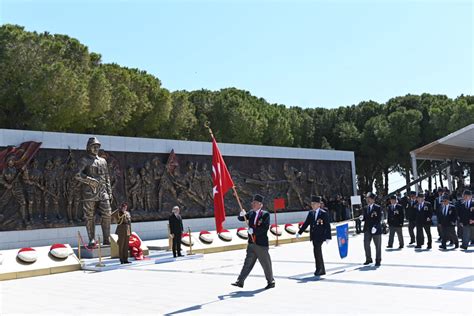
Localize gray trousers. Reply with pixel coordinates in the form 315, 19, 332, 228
461, 225, 474, 248
364, 232, 381, 262
238, 243, 274, 284
388, 226, 404, 247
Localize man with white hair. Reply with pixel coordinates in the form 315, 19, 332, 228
169, 206, 184, 257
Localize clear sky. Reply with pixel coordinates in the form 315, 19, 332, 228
1, 0, 472, 109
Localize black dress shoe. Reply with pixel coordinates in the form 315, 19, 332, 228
426, 245, 432, 250
375, 261, 381, 267
454, 244, 459, 249
414, 245, 421, 249
409, 241, 415, 245
231, 281, 244, 288
398, 246, 404, 249
363, 260, 373, 265
177, 253, 184, 257
265, 282, 275, 289
124, 261, 131, 264
439, 245, 446, 250
314, 271, 325, 276
460, 245, 468, 250
386, 245, 393, 248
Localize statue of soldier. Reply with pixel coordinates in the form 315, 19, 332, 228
139, 167, 154, 212
23, 158, 43, 223
283, 161, 304, 208
64, 159, 81, 223
53, 156, 65, 200
144, 161, 156, 210
75, 137, 113, 246
126, 167, 141, 211
151, 157, 165, 211
43, 159, 61, 220
0, 155, 28, 225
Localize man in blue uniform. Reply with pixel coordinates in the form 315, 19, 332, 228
296, 195, 332, 276
439, 194, 459, 250
415, 192, 433, 249
387, 195, 404, 249
458, 190, 474, 249
231, 194, 275, 289
405, 191, 418, 245
360, 192, 382, 266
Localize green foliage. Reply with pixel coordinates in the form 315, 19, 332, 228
0, 24, 472, 194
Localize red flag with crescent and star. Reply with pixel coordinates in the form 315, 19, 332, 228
211, 137, 234, 233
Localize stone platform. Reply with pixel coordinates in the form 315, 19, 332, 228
1, 231, 472, 315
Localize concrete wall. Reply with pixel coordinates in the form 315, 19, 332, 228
0, 211, 309, 250
0, 129, 356, 250
0, 129, 357, 194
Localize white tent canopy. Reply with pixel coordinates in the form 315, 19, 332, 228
410, 124, 474, 162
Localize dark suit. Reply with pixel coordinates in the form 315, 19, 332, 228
456, 199, 473, 248
405, 199, 417, 243
362, 204, 382, 263
298, 209, 331, 274
387, 203, 404, 247
236, 209, 274, 284
439, 204, 459, 248
169, 213, 184, 257
115, 210, 131, 263
415, 201, 433, 248
434, 195, 444, 239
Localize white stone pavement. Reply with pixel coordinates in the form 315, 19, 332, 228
0, 231, 473, 315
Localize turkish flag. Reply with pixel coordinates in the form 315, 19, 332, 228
212, 137, 234, 233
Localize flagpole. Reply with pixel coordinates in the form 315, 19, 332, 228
204, 122, 253, 234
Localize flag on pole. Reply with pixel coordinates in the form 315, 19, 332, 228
336, 223, 349, 259
0, 141, 42, 170
211, 137, 234, 233
273, 198, 285, 210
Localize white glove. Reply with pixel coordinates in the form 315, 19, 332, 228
247, 228, 254, 235
295, 233, 301, 239
239, 209, 246, 217
371, 226, 377, 234
325, 240, 330, 245
359, 215, 364, 221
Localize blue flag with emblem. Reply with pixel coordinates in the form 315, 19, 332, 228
336, 223, 349, 259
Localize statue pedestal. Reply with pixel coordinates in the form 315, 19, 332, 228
75, 245, 111, 259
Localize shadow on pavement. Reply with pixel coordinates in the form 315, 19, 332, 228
164, 288, 267, 315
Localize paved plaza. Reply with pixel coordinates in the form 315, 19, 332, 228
1, 231, 473, 315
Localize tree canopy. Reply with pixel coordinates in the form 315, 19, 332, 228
1, 24, 473, 193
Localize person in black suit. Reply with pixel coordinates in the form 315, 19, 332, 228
360, 192, 382, 266
457, 190, 473, 249
434, 187, 445, 242
296, 195, 332, 276
415, 193, 433, 249
169, 205, 184, 257
232, 194, 275, 289
387, 195, 404, 249
439, 194, 459, 249
405, 191, 418, 245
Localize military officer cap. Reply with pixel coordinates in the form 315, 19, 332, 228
311, 195, 322, 203
389, 195, 397, 200
366, 192, 376, 199
87, 137, 101, 148
463, 190, 472, 196
417, 192, 425, 198
409, 191, 416, 196
437, 187, 444, 193
252, 194, 264, 203
441, 194, 450, 201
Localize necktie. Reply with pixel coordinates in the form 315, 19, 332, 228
315, 209, 319, 221
444, 206, 447, 216
254, 210, 260, 225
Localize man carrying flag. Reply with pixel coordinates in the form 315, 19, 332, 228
232, 194, 275, 289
